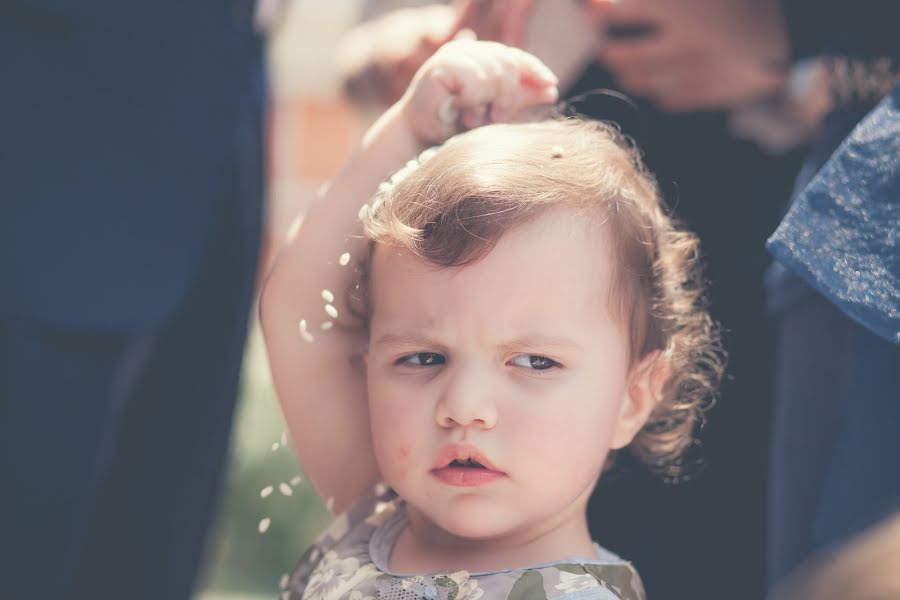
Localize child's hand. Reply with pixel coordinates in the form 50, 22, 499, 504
400, 39, 559, 145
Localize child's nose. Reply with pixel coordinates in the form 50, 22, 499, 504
434, 363, 498, 430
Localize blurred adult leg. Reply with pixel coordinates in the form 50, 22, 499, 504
769, 330, 900, 599
0, 324, 156, 597
811, 326, 900, 562
766, 270, 856, 586
69, 161, 261, 599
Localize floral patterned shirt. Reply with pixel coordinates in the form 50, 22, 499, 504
285, 486, 645, 600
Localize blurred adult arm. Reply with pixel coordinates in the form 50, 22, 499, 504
591, 0, 898, 112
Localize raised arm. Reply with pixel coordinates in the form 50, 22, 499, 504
260, 39, 558, 514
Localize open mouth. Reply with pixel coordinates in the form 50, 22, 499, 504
431, 445, 505, 486
449, 458, 486, 469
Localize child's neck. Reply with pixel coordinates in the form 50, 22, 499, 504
389, 504, 597, 574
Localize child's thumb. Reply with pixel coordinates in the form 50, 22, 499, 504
453, 28, 477, 41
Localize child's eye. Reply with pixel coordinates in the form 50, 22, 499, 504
509, 354, 559, 370
398, 352, 446, 367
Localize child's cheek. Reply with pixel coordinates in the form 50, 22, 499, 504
375, 405, 414, 482
394, 445, 412, 480
381, 442, 412, 483
370, 391, 417, 483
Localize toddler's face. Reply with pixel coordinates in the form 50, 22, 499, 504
366, 208, 644, 547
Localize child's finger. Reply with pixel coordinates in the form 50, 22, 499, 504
512, 82, 559, 116
461, 104, 490, 130
489, 63, 523, 122
450, 64, 514, 115
452, 42, 545, 122
430, 53, 494, 107
506, 46, 558, 88
487, 47, 558, 118
453, 27, 477, 41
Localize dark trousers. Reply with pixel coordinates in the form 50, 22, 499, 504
766, 269, 900, 588
766, 270, 855, 585
0, 193, 259, 599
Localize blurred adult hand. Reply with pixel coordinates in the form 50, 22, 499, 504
339, 5, 458, 106
587, 0, 791, 112
451, 0, 537, 46
339, 1, 539, 108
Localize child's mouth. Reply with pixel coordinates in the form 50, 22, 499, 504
449, 458, 485, 469
433, 461, 504, 486
432, 453, 504, 487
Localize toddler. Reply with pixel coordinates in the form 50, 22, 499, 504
261, 39, 722, 600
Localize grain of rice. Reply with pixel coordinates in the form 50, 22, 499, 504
258, 517, 271, 533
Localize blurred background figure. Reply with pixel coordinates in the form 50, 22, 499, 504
765, 82, 899, 599
1, 1, 266, 598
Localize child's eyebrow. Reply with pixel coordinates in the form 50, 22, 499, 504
374, 332, 440, 348
374, 332, 580, 352
497, 335, 581, 353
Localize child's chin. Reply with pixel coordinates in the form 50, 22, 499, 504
425, 503, 520, 542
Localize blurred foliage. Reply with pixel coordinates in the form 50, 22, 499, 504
198, 325, 331, 598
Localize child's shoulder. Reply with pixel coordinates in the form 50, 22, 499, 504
525, 559, 645, 600
284, 483, 399, 599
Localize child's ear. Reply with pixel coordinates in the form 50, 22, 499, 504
610, 350, 670, 450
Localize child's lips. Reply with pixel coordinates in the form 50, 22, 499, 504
431, 443, 506, 487
431, 442, 504, 474
431, 464, 505, 487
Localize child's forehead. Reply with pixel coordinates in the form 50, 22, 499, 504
370, 209, 619, 311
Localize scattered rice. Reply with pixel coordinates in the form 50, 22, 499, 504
324, 304, 338, 319
258, 517, 271, 533
338, 252, 350, 266
321, 289, 334, 303
260, 485, 274, 498
279, 483, 293, 497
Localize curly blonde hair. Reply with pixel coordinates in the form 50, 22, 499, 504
353, 118, 724, 476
